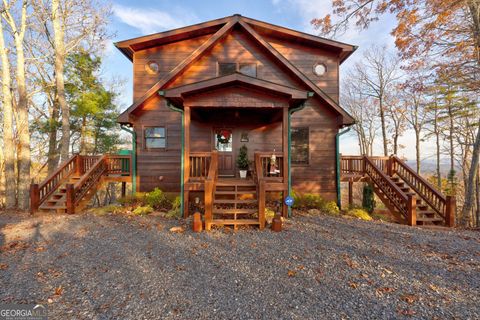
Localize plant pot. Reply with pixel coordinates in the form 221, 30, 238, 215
239, 170, 247, 179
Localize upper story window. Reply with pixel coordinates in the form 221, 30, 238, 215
145, 127, 166, 149
218, 62, 257, 77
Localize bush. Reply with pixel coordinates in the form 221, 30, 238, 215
292, 191, 325, 209
145, 188, 169, 210
321, 201, 340, 215
166, 196, 182, 219
118, 192, 146, 206
92, 204, 124, 215
347, 208, 372, 221
132, 205, 154, 216
362, 183, 375, 213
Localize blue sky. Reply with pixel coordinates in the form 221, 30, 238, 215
103, 0, 425, 158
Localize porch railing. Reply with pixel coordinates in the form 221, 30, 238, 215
254, 152, 284, 182
189, 152, 212, 181
204, 151, 218, 230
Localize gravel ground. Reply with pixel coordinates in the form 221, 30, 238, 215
0, 210, 479, 320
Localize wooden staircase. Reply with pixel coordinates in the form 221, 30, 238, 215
341, 155, 455, 227
31, 154, 132, 214
210, 179, 260, 230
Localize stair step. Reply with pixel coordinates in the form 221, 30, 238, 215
417, 204, 429, 210
395, 181, 405, 187
216, 181, 256, 187
416, 217, 444, 223
39, 204, 66, 210
213, 209, 257, 214
418, 210, 436, 216
214, 190, 256, 195
210, 219, 260, 225
214, 199, 257, 204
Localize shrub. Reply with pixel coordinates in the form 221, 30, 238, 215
133, 205, 154, 216
362, 183, 375, 213
292, 191, 325, 209
347, 208, 372, 221
92, 204, 124, 215
166, 196, 182, 219
321, 201, 340, 216
371, 212, 393, 222
118, 192, 146, 206
145, 188, 169, 210
236, 144, 250, 170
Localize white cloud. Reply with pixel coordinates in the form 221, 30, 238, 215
112, 4, 199, 34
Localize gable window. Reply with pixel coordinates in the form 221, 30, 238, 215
291, 127, 309, 164
218, 62, 257, 77
145, 127, 166, 149
218, 62, 237, 76
239, 63, 257, 77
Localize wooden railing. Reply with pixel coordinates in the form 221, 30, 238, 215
204, 151, 218, 230
30, 154, 78, 213
254, 152, 284, 182
341, 155, 390, 175
364, 157, 417, 225
189, 152, 212, 181
31, 154, 132, 213
391, 156, 455, 226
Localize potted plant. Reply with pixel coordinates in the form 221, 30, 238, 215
236, 144, 250, 179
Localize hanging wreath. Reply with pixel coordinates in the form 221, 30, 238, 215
216, 130, 231, 144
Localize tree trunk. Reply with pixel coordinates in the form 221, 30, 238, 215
379, 98, 388, 156
448, 106, 456, 194
80, 116, 87, 154
47, 108, 60, 174
0, 20, 16, 209
415, 128, 421, 174
14, 31, 31, 210
52, 0, 69, 162
461, 121, 480, 226
434, 116, 442, 189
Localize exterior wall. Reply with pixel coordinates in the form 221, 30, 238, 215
291, 98, 339, 201
132, 95, 182, 192
262, 34, 340, 102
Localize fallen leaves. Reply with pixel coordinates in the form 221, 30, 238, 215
349, 281, 358, 289
287, 270, 297, 277
401, 293, 418, 304
0, 263, 8, 270
54, 286, 64, 296
0, 240, 30, 254
169, 226, 185, 233
376, 287, 396, 297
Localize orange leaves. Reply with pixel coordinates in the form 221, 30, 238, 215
401, 293, 418, 304
0, 263, 8, 270
287, 270, 297, 277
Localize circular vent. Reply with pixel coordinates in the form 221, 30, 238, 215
145, 61, 159, 74
313, 63, 327, 76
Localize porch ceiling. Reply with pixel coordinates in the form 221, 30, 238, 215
160, 73, 310, 108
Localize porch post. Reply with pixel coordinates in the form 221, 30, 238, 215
183, 106, 191, 217
282, 107, 289, 218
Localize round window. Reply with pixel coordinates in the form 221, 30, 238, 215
145, 61, 159, 74
314, 63, 327, 76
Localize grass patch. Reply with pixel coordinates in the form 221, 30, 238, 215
346, 208, 372, 221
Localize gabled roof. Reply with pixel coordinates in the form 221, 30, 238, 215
161, 72, 310, 105
115, 14, 356, 125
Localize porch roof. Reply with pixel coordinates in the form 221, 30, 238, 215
159, 73, 311, 108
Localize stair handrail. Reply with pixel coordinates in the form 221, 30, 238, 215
65, 155, 107, 213
31, 154, 79, 212
204, 151, 218, 228
364, 156, 410, 219
391, 156, 454, 225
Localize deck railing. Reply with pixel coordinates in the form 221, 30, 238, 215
189, 152, 212, 181
341, 155, 390, 175
204, 151, 218, 229
31, 154, 132, 213
391, 156, 455, 226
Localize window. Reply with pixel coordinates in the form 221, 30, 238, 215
313, 63, 327, 76
218, 62, 237, 76
239, 63, 257, 77
218, 62, 257, 77
145, 127, 166, 149
291, 127, 309, 164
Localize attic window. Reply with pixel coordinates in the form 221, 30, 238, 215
313, 63, 327, 76
218, 62, 237, 76
218, 62, 257, 77
145, 61, 159, 74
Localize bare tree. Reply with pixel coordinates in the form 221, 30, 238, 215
351, 45, 401, 156
341, 79, 378, 156
0, 16, 15, 208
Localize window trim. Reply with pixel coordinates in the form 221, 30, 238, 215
144, 126, 167, 150
291, 126, 309, 166
217, 61, 257, 77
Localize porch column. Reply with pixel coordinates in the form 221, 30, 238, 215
183, 106, 191, 217
282, 107, 289, 218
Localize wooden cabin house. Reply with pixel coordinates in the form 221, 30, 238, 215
31, 15, 455, 229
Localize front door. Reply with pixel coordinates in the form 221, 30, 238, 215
214, 128, 235, 176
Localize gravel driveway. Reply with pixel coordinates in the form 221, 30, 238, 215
1, 211, 479, 319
